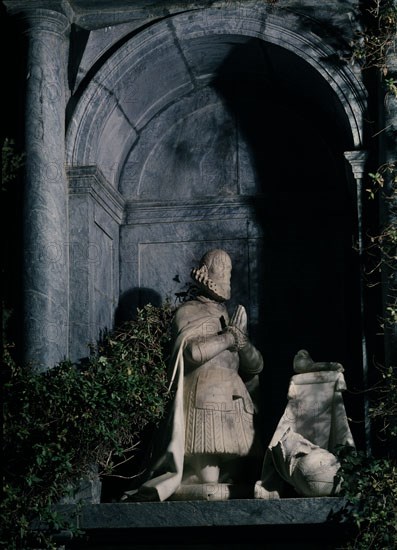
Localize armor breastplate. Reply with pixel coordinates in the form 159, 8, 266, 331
192, 360, 254, 414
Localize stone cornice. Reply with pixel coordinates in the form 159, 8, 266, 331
124, 196, 264, 228
72, 3, 207, 31
3, 0, 75, 22
2, 0, 210, 30
2, 0, 364, 35
68, 166, 125, 224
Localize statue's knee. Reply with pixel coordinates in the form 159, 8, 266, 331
199, 464, 220, 483
191, 455, 220, 483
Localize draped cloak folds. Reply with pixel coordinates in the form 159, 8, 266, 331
136, 299, 255, 501
257, 369, 355, 496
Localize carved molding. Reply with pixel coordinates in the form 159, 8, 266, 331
66, 4, 367, 180
124, 196, 264, 231
68, 166, 125, 224
344, 150, 368, 179
3, 1, 74, 23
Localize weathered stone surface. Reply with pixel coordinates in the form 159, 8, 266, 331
55, 498, 347, 530
22, 8, 71, 369
120, 93, 238, 199
68, 167, 124, 361
119, 211, 257, 319
67, 2, 367, 187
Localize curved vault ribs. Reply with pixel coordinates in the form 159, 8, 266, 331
66, 5, 367, 191
135, 100, 223, 197
66, 26, 178, 183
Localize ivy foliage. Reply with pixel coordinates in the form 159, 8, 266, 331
337, 3, 397, 548
350, 0, 397, 80
369, 365, 397, 440
1, 302, 174, 549
338, 445, 397, 550
337, 363, 397, 550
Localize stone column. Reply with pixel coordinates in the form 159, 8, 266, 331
344, 151, 368, 253
22, 9, 71, 369
344, 150, 371, 451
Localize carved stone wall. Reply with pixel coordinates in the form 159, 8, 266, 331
68, 167, 124, 360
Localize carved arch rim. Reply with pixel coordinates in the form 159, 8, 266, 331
66, 5, 367, 178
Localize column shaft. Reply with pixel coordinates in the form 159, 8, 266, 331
23, 9, 70, 369
344, 151, 371, 452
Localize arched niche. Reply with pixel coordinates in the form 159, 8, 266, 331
66, 6, 366, 183
66, 4, 367, 442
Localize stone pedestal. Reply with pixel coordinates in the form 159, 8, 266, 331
48, 499, 350, 549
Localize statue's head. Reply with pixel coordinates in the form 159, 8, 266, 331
191, 249, 232, 302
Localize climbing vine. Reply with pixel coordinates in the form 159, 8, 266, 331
338, 1, 397, 549
350, 0, 397, 80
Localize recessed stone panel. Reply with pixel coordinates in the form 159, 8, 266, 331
119, 207, 263, 330
138, 239, 250, 311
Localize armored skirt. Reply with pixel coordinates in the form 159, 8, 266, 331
183, 362, 256, 457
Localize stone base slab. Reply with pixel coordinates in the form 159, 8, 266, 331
55, 497, 346, 530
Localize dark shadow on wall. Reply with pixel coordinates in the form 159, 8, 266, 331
115, 287, 162, 326
211, 38, 364, 447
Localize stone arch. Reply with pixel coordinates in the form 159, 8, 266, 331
66, 4, 367, 188
66, 3, 367, 445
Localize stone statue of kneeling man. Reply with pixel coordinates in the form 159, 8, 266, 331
255, 349, 355, 499
124, 249, 264, 501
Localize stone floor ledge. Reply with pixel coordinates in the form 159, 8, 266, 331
55, 497, 347, 530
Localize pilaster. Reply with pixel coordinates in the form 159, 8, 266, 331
68, 166, 124, 362
344, 149, 370, 451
